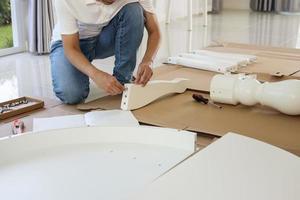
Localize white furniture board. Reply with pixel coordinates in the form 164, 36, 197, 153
33, 114, 86, 132
179, 53, 244, 68
193, 49, 257, 63
0, 127, 196, 200
33, 110, 139, 132
130, 133, 300, 200
167, 56, 236, 73
85, 110, 139, 127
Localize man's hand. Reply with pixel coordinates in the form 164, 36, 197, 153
135, 61, 153, 86
92, 70, 124, 95
101, 0, 116, 5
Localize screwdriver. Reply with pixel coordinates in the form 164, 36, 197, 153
192, 94, 222, 109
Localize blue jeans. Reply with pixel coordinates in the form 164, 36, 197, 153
50, 3, 144, 104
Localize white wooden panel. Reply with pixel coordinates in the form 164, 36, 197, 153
130, 133, 300, 200
0, 127, 196, 200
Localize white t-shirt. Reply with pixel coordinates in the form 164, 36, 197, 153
52, 0, 155, 42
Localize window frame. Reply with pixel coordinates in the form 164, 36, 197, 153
0, 0, 27, 57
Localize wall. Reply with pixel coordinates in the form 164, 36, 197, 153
154, 0, 212, 22
223, 0, 250, 10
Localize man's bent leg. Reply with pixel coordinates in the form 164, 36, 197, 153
96, 3, 145, 84
50, 41, 90, 104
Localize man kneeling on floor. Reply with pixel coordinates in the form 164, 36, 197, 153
50, 0, 161, 104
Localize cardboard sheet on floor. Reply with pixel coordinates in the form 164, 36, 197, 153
237, 56, 300, 77
78, 91, 300, 156
152, 65, 215, 92
206, 43, 300, 78
219, 42, 300, 55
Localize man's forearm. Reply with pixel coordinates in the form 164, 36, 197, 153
142, 12, 161, 64
64, 48, 99, 79
142, 31, 161, 64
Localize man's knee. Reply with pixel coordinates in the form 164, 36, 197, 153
50, 44, 90, 105
120, 3, 144, 25
53, 84, 89, 105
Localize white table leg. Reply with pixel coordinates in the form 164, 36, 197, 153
187, 30, 193, 52
188, 0, 193, 31
153, 0, 157, 8
203, 0, 208, 26
166, 0, 172, 24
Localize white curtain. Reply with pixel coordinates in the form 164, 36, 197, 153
250, 0, 276, 11
251, 0, 300, 12
212, 0, 223, 13
275, 0, 300, 12
28, 0, 54, 54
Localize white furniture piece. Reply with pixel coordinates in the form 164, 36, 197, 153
33, 110, 140, 132
193, 50, 257, 65
180, 53, 247, 67
210, 74, 300, 115
167, 56, 238, 73
121, 78, 188, 111
161, 0, 208, 30
167, 51, 256, 73
129, 133, 300, 200
0, 126, 196, 200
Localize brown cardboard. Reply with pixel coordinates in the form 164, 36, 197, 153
237, 56, 300, 77
294, 71, 300, 78
205, 43, 300, 78
220, 42, 300, 55
77, 95, 122, 111
152, 65, 215, 92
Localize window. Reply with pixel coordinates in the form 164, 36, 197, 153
0, 0, 26, 56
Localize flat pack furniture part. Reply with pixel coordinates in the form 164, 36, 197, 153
129, 133, 300, 200
0, 126, 196, 200
210, 74, 300, 115
179, 53, 248, 68
167, 56, 237, 73
121, 78, 188, 111
33, 110, 140, 132
78, 90, 300, 156
193, 49, 257, 64
178, 53, 247, 70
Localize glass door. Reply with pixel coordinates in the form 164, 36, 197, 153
0, 0, 13, 50
0, 0, 26, 56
